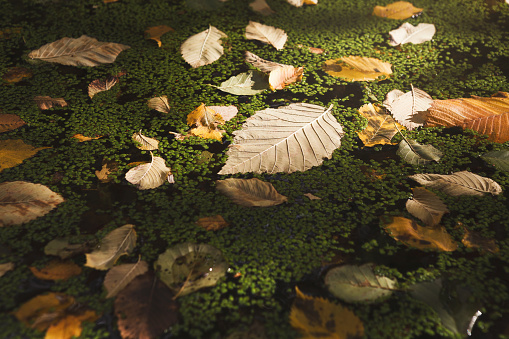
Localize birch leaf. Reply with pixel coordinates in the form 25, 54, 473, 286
147, 96, 171, 113
132, 131, 159, 150
389, 22, 436, 46
0, 113, 25, 133
145, 25, 174, 47
373, 1, 423, 20
0, 139, 51, 172
0, 262, 14, 277
28, 35, 130, 67
397, 138, 442, 165
34, 96, 67, 110
481, 150, 509, 172
383, 85, 433, 130
180, 25, 227, 68
268, 66, 304, 90
409, 171, 502, 196
0, 181, 64, 227
406, 187, 449, 226
214, 70, 269, 95
218, 103, 343, 174
104, 259, 149, 298
357, 104, 403, 147
245, 51, 289, 72
88, 76, 119, 98
125, 153, 172, 190
245, 21, 287, 50
249, 0, 275, 15
216, 178, 287, 207
85, 224, 137, 270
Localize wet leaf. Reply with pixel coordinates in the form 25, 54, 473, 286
481, 150, 509, 171
382, 216, 458, 251
216, 178, 288, 207
195, 215, 229, 231
287, 0, 318, 7
2, 67, 32, 83
125, 152, 172, 190
85, 224, 137, 270
383, 85, 433, 130
0, 113, 26, 133
406, 187, 449, 226
28, 35, 130, 67
155, 243, 228, 297
357, 103, 403, 147
44, 237, 93, 259
323, 56, 392, 81
389, 22, 435, 46
114, 272, 178, 339
95, 159, 118, 183
186, 103, 225, 141
324, 264, 398, 303
34, 96, 67, 110
373, 1, 423, 20
147, 96, 171, 113
249, 0, 275, 15
0, 139, 51, 172
104, 259, 149, 298
0, 181, 64, 227
409, 171, 502, 196
0, 262, 14, 277
268, 66, 304, 90
397, 138, 442, 165
290, 286, 364, 338
45, 310, 98, 339
213, 70, 269, 95
218, 103, 343, 174
244, 51, 288, 72
72, 134, 102, 142
29, 259, 82, 281
145, 25, 174, 47
461, 227, 499, 253
132, 131, 159, 150
207, 105, 238, 121
181, 25, 227, 68
88, 75, 120, 98
245, 21, 287, 50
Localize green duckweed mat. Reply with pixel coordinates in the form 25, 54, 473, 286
1, 0, 509, 338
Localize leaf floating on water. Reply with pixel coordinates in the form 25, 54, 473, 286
125, 152, 172, 190
34, 96, 67, 110
287, 0, 318, 7
216, 178, 288, 207
461, 226, 499, 254
303, 193, 321, 200
72, 134, 102, 142
389, 22, 435, 46
406, 187, 449, 226
373, 1, 423, 20
132, 131, 159, 150
409, 171, 503, 196
213, 70, 269, 95
29, 259, 82, 281
481, 150, 509, 172
44, 237, 93, 259
383, 85, 433, 130
88, 75, 120, 98
357, 103, 403, 147
145, 25, 174, 47
268, 66, 304, 90
186, 103, 225, 141
323, 56, 392, 82
397, 138, 442, 165
244, 51, 288, 72
104, 259, 149, 298
195, 215, 229, 231
2, 67, 32, 83
0, 262, 14, 278
0, 114, 26, 133
207, 105, 238, 121
249, 0, 275, 15
245, 21, 287, 50
147, 95, 171, 113
180, 25, 227, 68
45, 310, 98, 339
0, 139, 51, 172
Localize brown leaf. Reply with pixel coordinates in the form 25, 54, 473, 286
34, 96, 67, 110
104, 259, 149, 298
0, 139, 51, 172
268, 66, 304, 90
216, 178, 287, 207
196, 215, 229, 231
323, 56, 392, 82
88, 75, 120, 98
406, 187, 449, 226
357, 104, 403, 147
461, 227, 499, 254
29, 259, 82, 281
145, 25, 174, 47
2, 67, 32, 83
72, 134, 102, 142
372, 1, 423, 20
147, 96, 171, 113
114, 272, 178, 339
0, 113, 26, 133
244, 51, 288, 72
45, 310, 98, 339
95, 160, 118, 183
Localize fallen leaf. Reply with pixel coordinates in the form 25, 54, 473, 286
389, 22, 435, 46
481, 150, 509, 172
0, 139, 50, 172
297, 44, 324, 54
2, 67, 32, 83
45, 310, 98, 339
114, 272, 178, 339
197, 150, 214, 165
406, 187, 449, 226
357, 103, 403, 147
187, 103, 224, 128
147, 96, 171, 113
0, 113, 26, 133
132, 131, 159, 150
125, 152, 172, 190
85, 224, 137, 270
72, 134, 102, 142
44, 237, 93, 259
34, 96, 67, 110
397, 138, 442, 165
249, 0, 275, 15
323, 56, 392, 81
88, 75, 120, 98
218, 103, 344, 174
28, 35, 130, 67
196, 215, 229, 231
245, 21, 287, 50
216, 178, 288, 207
303, 193, 321, 200
287, 0, 318, 7
213, 70, 269, 95
95, 159, 118, 183
104, 259, 149, 298
425, 92, 509, 143
155, 243, 228, 297
188, 125, 224, 140
0, 27, 22, 40
180, 25, 227, 68
409, 171, 502, 196
145, 25, 174, 47
30, 259, 82, 281
325, 264, 398, 303
268, 66, 304, 90
290, 286, 364, 338
207, 105, 238, 121
461, 227, 499, 254
245, 51, 289, 72
360, 165, 385, 181
0, 262, 15, 277
383, 85, 433, 130
383, 216, 458, 251
373, 1, 423, 20
0, 181, 64, 227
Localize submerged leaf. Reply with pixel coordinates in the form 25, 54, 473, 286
180, 25, 227, 68
323, 56, 392, 81
481, 150, 509, 172
147, 95, 171, 113
214, 70, 269, 95
125, 153, 172, 190
249, 0, 275, 15
145, 25, 174, 47
357, 104, 403, 147
196, 215, 229, 231
373, 1, 423, 20
383, 85, 433, 130
397, 138, 442, 165
406, 187, 449, 226
216, 178, 287, 207
132, 131, 159, 150
104, 259, 149, 298
0, 113, 26, 133
34, 96, 67, 110
461, 225, 499, 253
245, 21, 287, 50
29, 259, 82, 281
409, 171, 502, 196
389, 22, 435, 46
95, 159, 118, 183
0, 139, 50, 172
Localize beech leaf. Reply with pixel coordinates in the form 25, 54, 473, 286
216, 178, 288, 207
323, 56, 392, 82
34, 96, 67, 110
372, 1, 423, 20
145, 25, 174, 47
268, 66, 304, 90
0, 139, 51, 172
180, 25, 227, 68
132, 131, 159, 150
481, 150, 509, 172
245, 21, 287, 50
213, 70, 269, 95
147, 95, 171, 113
383, 85, 433, 130
249, 0, 275, 15
409, 171, 502, 196
104, 259, 149, 298
357, 103, 403, 147
389, 22, 436, 46
397, 138, 442, 165
406, 187, 449, 226
0, 113, 26, 133
125, 152, 172, 190
245, 51, 289, 72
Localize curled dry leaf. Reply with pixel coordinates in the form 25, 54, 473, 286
268, 66, 304, 90
195, 215, 229, 231
245, 21, 287, 50
389, 22, 436, 46
406, 187, 449, 226
249, 0, 275, 15
287, 0, 318, 7
397, 138, 442, 165
482, 150, 509, 172
125, 152, 172, 190
357, 104, 403, 147
214, 70, 269, 95
72, 134, 102, 142
0, 139, 50, 172
34, 96, 67, 110
2, 67, 32, 83
373, 1, 423, 20
216, 178, 287, 207
132, 131, 159, 150
104, 259, 149, 298
409, 171, 502, 196
461, 227, 499, 254
323, 56, 392, 81
147, 95, 171, 113
245, 51, 288, 72
0, 262, 15, 277
145, 25, 174, 47
0, 181, 64, 227
0, 113, 26, 133
28, 35, 130, 67
88, 75, 119, 98
181, 25, 227, 68
85, 224, 137, 270
383, 85, 433, 130
45, 310, 98, 339
29, 259, 82, 281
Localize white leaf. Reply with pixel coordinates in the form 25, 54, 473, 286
180, 25, 227, 68
249, 0, 275, 15
406, 187, 449, 226
389, 23, 436, 46
218, 103, 344, 174
383, 85, 433, 130
213, 70, 269, 95
397, 138, 442, 165
409, 171, 502, 196
245, 51, 288, 72
245, 21, 287, 50
132, 131, 159, 150
125, 153, 172, 190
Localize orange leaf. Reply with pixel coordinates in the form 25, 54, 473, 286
462, 227, 499, 254
34, 96, 67, 110
323, 56, 392, 82
72, 134, 102, 142
196, 215, 229, 231
2, 67, 32, 83
0, 114, 26, 133
45, 310, 98, 339
372, 1, 423, 20
268, 66, 304, 90
30, 260, 82, 281
186, 103, 225, 140
13, 293, 75, 331
145, 25, 174, 47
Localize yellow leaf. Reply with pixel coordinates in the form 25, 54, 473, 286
290, 286, 364, 339
13, 293, 75, 331
196, 215, 229, 231
2, 67, 32, 83
186, 103, 225, 140
0, 139, 50, 172
29, 260, 82, 281
72, 134, 102, 142
145, 25, 174, 47
45, 310, 98, 339
382, 216, 458, 251
189, 126, 224, 140
323, 56, 392, 82
357, 104, 403, 147
372, 1, 423, 20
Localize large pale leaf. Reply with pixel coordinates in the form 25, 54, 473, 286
389, 22, 435, 46
0, 181, 64, 227
28, 35, 130, 67
268, 66, 304, 90
245, 21, 287, 50
155, 243, 228, 297
409, 171, 502, 196
147, 96, 171, 113
323, 56, 392, 82
383, 85, 433, 130
218, 103, 344, 174
425, 92, 509, 143
213, 70, 269, 95
0, 139, 50, 172
104, 259, 149, 298
357, 104, 403, 147
324, 264, 398, 303
406, 187, 449, 226
216, 178, 288, 207
180, 25, 227, 68
132, 131, 159, 150
85, 224, 137, 270
481, 150, 509, 171
245, 51, 288, 72
372, 1, 423, 20
249, 0, 275, 15
397, 138, 442, 165
125, 152, 172, 190
0, 113, 25, 133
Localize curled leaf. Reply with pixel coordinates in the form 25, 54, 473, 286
268, 66, 304, 90
406, 187, 449, 226
245, 51, 288, 72
216, 178, 287, 207
88, 75, 119, 98
125, 152, 172, 190
245, 21, 287, 50
147, 95, 171, 113
383, 85, 433, 130
409, 171, 502, 196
